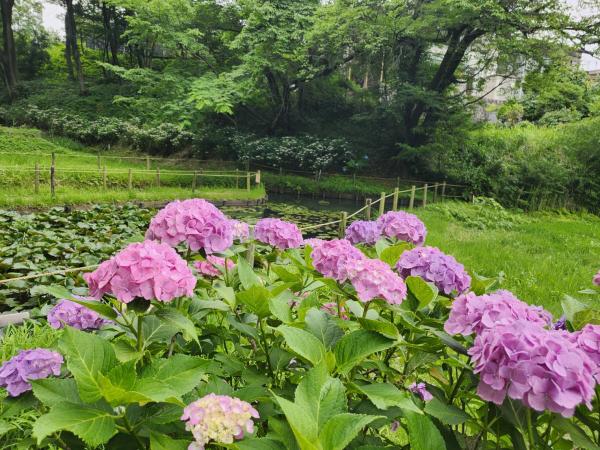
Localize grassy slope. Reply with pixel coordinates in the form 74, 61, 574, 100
0, 126, 264, 206
417, 207, 600, 315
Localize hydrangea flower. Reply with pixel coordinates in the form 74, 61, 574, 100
181, 394, 259, 449
594, 270, 600, 286
445, 290, 553, 336
194, 256, 235, 278
570, 324, 600, 366
48, 297, 108, 330
347, 258, 407, 305
230, 220, 250, 242
397, 246, 471, 295
145, 199, 233, 254
408, 382, 433, 401
377, 211, 427, 245
553, 316, 567, 331
303, 238, 325, 248
0, 349, 63, 396
469, 320, 595, 417
84, 241, 196, 303
345, 220, 382, 245
321, 302, 349, 320
254, 218, 303, 249
311, 239, 365, 282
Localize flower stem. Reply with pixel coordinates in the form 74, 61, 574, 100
362, 302, 371, 318
258, 318, 275, 382
122, 414, 146, 450
526, 408, 535, 450
136, 315, 144, 353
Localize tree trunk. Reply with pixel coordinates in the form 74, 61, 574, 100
0, 0, 17, 99
64, 4, 74, 80
108, 6, 119, 65
65, 0, 86, 94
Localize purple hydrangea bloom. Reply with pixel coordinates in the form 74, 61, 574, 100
345, 220, 382, 245
311, 239, 365, 282
553, 316, 567, 331
377, 211, 427, 245
182, 394, 259, 449
146, 199, 233, 254
348, 258, 407, 305
0, 349, 63, 396
47, 297, 108, 330
408, 382, 433, 401
230, 220, 250, 242
570, 324, 600, 367
594, 270, 600, 286
397, 246, 471, 295
445, 290, 553, 336
469, 320, 595, 417
84, 241, 196, 303
254, 218, 303, 249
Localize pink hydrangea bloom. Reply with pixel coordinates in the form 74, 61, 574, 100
48, 297, 108, 330
321, 302, 349, 320
0, 349, 63, 397
377, 211, 427, 245
409, 382, 433, 401
181, 394, 259, 449
230, 220, 250, 242
445, 290, 553, 336
594, 270, 600, 286
84, 241, 196, 303
254, 218, 303, 249
194, 256, 235, 278
345, 220, 382, 245
570, 324, 600, 367
145, 199, 233, 254
397, 246, 471, 295
347, 258, 407, 305
311, 239, 365, 282
469, 320, 595, 417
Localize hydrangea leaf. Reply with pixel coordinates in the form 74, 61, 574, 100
224, 437, 287, 449
357, 317, 400, 340
355, 383, 422, 413
237, 257, 263, 289
304, 308, 344, 349
31, 378, 82, 406
333, 330, 394, 374
149, 431, 189, 450
277, 325, 326, 365
405, 276, 438, 309
404, 411, 447, 450
38, 284, 118, 320
295, 364, 346, 429
154, 307, 199, 344
272, 394, 322, 449
379, 242, 411, 267
236, 285, 272, 318
423, 398, 469, 425
58, 326, 117, 403
318, 413, 381, 450
32, 401, 117, 447
142, 354, 213, 396
553, 417, 600, 450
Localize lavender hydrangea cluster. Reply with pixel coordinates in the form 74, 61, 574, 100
347, 258, 407, 305
397, 246, 471, 295
594, 270, 600, 286
181, 394, 259, 449
194, 256, 235, 278
310, 239, 365, 282
254, 218, 303, 249
344, 220, 382, 245
469, 321, 595, 417
84, 240, 196, 303
408, 382, 433, 401
145, 199, 233, 254
569, 324, 600, 366
445, 290, 553, 336
48, 298, 108, 330
230, 220, 250, 242
377, 211, 427, 245
0, 349, 63, 396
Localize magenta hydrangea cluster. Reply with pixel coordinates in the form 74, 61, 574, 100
469, 320, 595, 417
311, 239, 365, 282
230, 220, 250, 242
48, 297, 108, 330
181, 394, 259, 449
321, 302, 349, 320
408, 382, 433, 401
254, 218, 303, 249
594, 270, 600, 286
145, 199, 233, 254
397, 246, 471, 295
194, 256, 235, 278
84, 240, 196, 303
445, 290, 553, 336
347, 258, 407, 305
0, 349, 63, 396
377, 211, 427, 245
569, 324, 600, 367
344, 220, 382, 245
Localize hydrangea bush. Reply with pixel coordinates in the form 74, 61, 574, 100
1, 198, 600, 450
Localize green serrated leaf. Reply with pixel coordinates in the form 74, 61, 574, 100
277, 325, 326, 365
424, 398, 469, 425
333, 330, 394, 374
319, 413, 381, 450
154, 307, 199, 344
406, 276, 438, 308
149, 431, 189, 450
355, 383, 421, 413
237, 257, 262, 289
305, 308, 344, 349
38, 285, 117, 319
237, 285, 272, 318
357, 317, 400, 340
404, 411, 446, 450
31, 378, 81, 406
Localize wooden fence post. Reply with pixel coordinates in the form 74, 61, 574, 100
50, 153, 56, 198
246, 172, 251, 191
103, 166, 107, 189
441, 181, 446, 201
433, 183, 439, 203
392, 187, 399, 210
236, 169, 240, 189
339, 211, 347, 238
146, 156, 150, 170
365, 198, 372, 219
156, 167, 161, 187
34, 162, 40, 194
128, 169, 133, 190
192, 171, 197, 193
423, 184, 428, 207
409, 185, 416, 210
198, 169, 202, 189
378, 191, 386, 216
255, 170, 261, 185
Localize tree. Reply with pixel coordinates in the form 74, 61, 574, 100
0, 0, 17, 98
64, 0, 85, 94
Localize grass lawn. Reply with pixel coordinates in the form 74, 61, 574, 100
417, 205, 600, 315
